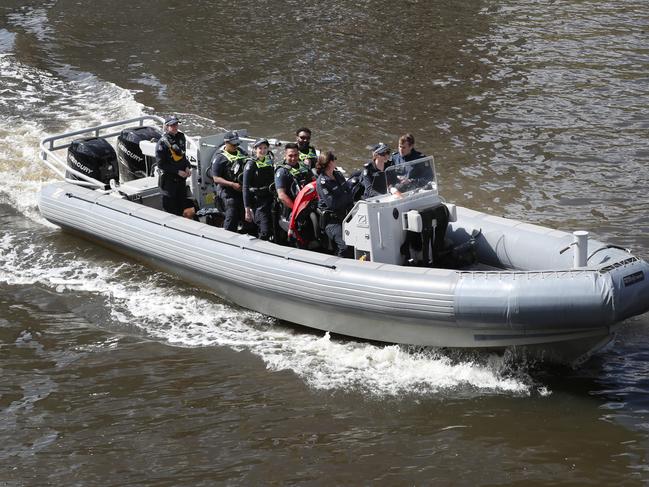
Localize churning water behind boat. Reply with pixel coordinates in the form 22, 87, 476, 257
0, 40, 536, 397
2, 0, 649, 484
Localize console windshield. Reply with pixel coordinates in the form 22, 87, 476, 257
384, 156, 437, 196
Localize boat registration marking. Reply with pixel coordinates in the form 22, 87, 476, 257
623, 271, 644, 287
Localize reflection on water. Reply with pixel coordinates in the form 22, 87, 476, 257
471, 2, 649, 254
1, 0, 649, 484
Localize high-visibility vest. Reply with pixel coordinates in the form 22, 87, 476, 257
221, 149, 247, 181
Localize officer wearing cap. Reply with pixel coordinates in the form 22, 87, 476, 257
242, 138, 275, 240
295, 127, 318, 170
316, 151, 353, 257
210, 130, 249, 232
156, 116, 194, 216
361, 142, 395, 199
274, 142, 314, 221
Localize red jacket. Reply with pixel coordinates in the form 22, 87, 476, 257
288, 181, 318, 245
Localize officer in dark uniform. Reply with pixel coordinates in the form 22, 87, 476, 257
242, 138, 275, 240
274, 142, 314, 221
210, 131, 248, 232
392, 132, 433, 187
295, 127, 318, 170
156, 116, 194, 216
361, 142, 396, 199
393, 133, 425, 165
316, 151, 354, 257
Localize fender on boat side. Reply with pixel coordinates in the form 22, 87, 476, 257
38, 182, 461, 323
38, 183, 649, 334
453, 269, 616, 330
598, 256, 649, 321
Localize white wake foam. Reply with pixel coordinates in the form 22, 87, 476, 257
0, 53, 145, 222
0, 231, 535, 397
6, 4, 55, 43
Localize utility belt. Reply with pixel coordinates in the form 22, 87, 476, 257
318, 208, 345, 229
249, 185, 272, 197
159, 171, 185, 187
215, 186, 242, 200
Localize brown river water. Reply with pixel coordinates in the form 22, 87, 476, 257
1, 0, 649, 485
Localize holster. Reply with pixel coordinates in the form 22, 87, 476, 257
317, 208, 340, 230
213, 190, 226, 213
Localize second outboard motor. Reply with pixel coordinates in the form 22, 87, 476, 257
116, 126, 162, 182
66, 137, 118, 190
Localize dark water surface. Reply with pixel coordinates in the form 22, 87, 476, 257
2, 0, 649, 485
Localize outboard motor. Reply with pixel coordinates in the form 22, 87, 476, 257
66, 137, 118, 189
116, 126, 162, 182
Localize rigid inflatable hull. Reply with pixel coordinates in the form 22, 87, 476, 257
38, 182, 649, 363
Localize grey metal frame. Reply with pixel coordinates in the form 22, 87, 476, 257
39, 115, 165, 190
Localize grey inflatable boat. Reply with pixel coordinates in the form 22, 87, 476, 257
38, 116, 649, 364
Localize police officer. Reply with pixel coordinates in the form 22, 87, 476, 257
392, 132, 433, 186
393, 133, 425, 164
295, 127, 318, 170
274, 142, 314, 220
361, 142, 395, 199
242, 138, 275, 240
316, 151, 353, 257
211, 131, 248, 232
156, 116, 193, 216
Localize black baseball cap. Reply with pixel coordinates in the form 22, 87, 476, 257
223, 131, 241, 145
370, 142, 390, 156
253, 138, 269, 148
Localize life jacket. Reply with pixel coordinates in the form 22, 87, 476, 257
221, 149, 247, 182
298, 146, 317, 164
277, 160, 312, 199
160, 133, 187, 162
249, 155, 275, 190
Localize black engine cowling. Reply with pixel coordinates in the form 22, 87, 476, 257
66, 137, 118, 189
116, 126, 162, 182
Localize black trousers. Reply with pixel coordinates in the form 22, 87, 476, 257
252, 198, 273, 240
160, 174, 190, 216
217, 190, 244, 232
324, 222, 347, 256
